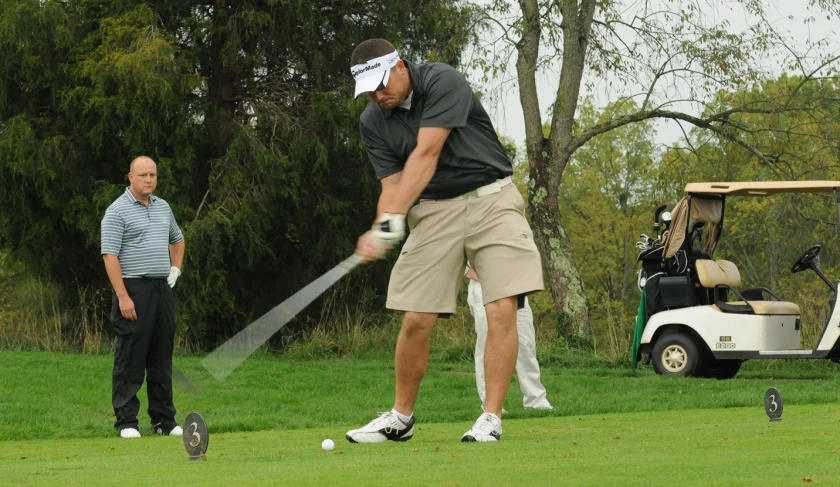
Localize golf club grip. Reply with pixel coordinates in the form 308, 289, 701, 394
201, 253, 363, 381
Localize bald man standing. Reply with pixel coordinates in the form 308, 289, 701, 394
101, 156, 185, 439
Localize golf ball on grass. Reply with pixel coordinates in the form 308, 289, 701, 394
322, 439, 335, 451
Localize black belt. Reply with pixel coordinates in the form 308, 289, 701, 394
123, 276, 167, 281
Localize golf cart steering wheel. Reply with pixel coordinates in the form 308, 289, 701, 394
791, 245, 821, 273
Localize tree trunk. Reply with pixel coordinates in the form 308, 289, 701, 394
207, 39, 237, 156
516, 0, 593, 338
527, 145, 592, 337
620, 195, 631, 303
191, 0, 240, 208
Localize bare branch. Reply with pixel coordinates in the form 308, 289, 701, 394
573, 107, 787, 166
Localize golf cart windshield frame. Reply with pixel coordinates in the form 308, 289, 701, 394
685, 193, 725, 258
685, 181, 840, 196
682, 181, 840, 258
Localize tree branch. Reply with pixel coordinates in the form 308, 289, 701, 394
572, 107, 788, 166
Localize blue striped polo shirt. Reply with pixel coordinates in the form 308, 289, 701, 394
101, 188, 184, 277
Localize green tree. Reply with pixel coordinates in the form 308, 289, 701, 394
656, 75, 840, 345
473, 0, 840, 337
558, 99, 662, 352
0, 0, 476, 348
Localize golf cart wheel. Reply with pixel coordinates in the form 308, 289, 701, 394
702, 359, 742, 380
651, 333, 705, 377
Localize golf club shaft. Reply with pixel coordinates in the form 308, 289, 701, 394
201, 253, 364, 381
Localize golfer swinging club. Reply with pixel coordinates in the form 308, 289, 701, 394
347, 39, 544, 443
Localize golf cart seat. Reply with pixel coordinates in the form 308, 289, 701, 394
695, 259, 800, 315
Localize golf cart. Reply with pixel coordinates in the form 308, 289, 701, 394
632, 181, 840, 379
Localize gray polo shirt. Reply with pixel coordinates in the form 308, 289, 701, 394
101, 188, 184, 277
359, 61, 513, 200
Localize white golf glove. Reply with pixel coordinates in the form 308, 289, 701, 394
167, 266, 181, 288
372, 213, 406, 248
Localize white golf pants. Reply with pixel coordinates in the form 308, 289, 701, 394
468, 279, 551, 409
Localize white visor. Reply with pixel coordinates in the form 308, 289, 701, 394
351, 50, 400, 98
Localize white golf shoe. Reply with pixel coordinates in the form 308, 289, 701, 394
120, 427, 141, 439
346, 411, 415, 443
461, 412, 502, 442
155, 424, 183, 436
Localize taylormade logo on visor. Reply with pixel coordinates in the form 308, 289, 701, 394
352, 62, 382, 78
351, 50, 399, 80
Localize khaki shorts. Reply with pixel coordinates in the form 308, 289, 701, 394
386, 181, 544, 314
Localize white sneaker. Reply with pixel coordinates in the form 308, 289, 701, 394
120, 428, 141, 439
155, 425, 183, 436
461, 413, 502, 442
346, 411, 415, 443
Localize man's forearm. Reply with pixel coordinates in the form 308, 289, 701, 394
376, 188, 399, 220
380, 151, 438, 216
169, 240, 185, 269
102, 255, 128, 298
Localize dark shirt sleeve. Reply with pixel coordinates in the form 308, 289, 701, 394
420, 65, 472, 129
360, 120, 403, 180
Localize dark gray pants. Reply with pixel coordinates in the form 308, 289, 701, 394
111, 278, 177, 431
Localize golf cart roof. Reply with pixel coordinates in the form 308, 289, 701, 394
685, 181, 840, 196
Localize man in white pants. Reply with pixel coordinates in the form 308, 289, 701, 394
466, 265, 552, 409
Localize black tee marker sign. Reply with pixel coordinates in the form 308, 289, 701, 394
182, 412, 209, 461
764, 387, 783, 422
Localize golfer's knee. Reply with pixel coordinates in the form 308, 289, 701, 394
401, 312, 436, 337
485, 296, 517, 323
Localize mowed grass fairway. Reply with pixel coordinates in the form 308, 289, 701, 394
3, 352, 840, 485
6, 405, 840, 486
